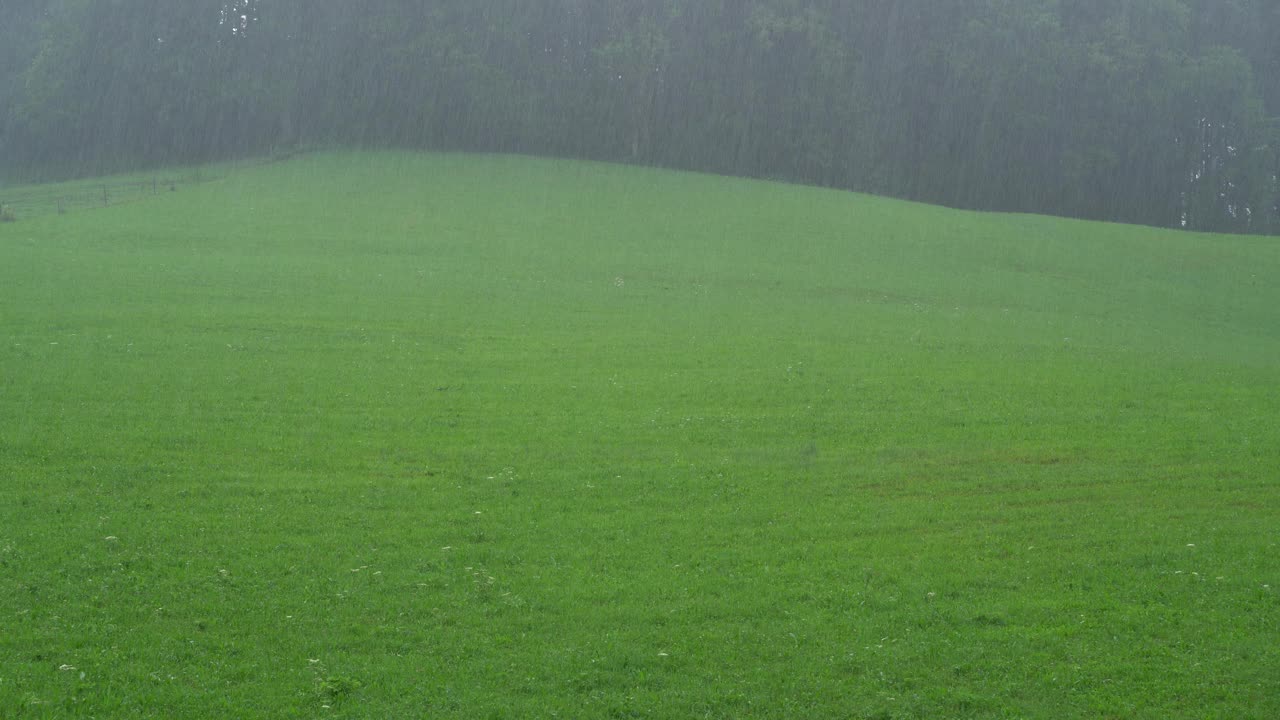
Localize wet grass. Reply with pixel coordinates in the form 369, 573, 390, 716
2, 151, 1278, 718
0, 159, 247, 220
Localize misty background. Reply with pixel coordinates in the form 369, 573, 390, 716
1, 0, 1277, 235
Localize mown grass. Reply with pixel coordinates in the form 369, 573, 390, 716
1, 151, 1278, 718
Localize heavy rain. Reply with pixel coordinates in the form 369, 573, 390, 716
1, 2, 1278, 717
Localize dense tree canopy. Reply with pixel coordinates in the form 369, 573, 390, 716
2, 0, 1277, 234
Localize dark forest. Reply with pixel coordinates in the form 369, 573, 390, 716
2, 1, 1277, 233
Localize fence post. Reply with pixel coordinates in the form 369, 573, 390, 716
102, 185, 109, 207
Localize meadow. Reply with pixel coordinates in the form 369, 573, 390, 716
1, 151, 1277, 718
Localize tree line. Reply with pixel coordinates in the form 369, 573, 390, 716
2, 0, 1278, 234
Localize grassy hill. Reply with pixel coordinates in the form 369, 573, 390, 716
2, 151, 1278, 718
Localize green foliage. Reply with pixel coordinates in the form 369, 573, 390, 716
2, 1, 1279, 232
310, 661, 362, 707
1, 152, 1278, 717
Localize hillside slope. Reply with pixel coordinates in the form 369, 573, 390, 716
2, 152, 1277, 718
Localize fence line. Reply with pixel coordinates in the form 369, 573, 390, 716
0, 172, 215, 222
0, 150, 315, 223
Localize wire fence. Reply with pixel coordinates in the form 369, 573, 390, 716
0, 170, 223, 223
0, 150, 315, 223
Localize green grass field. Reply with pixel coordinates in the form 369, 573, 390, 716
2, 151, 1278, 718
